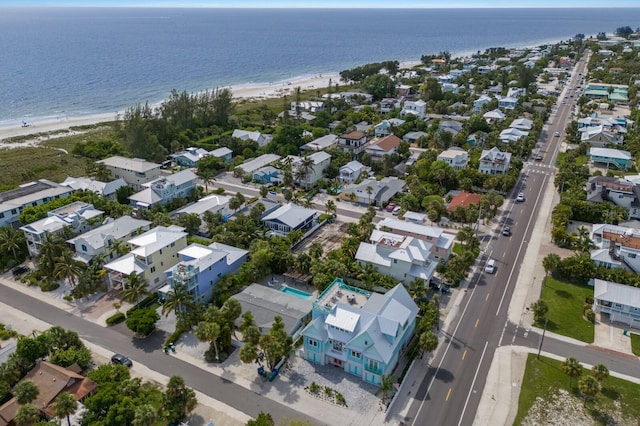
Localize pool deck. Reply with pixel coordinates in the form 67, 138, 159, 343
280, 284, 314, 299
316, 280, 370, 310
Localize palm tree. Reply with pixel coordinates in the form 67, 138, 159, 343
542, 253, 562, 276
37, 236, 66, 276
121, 272, 150, 303
376, 374, 395, 404
325, 199, 336, 216
561, 357, 583, 388
53, 249, 85, 287
132, 403, 158, 426
308, 241, 323, 259
0, 226, 26, 261
259, 186, 269, 198
197, 168, 215, 193
229, 196, 242, 214
161, 283, 193, 317
456, 226, 476, 246
419, 331, 439, 360
14, 403, 41, 426
14, 380, 39, 405
53, 391, 77, 426
574, 227, 595, 253
578, 374, 600, 406
366, 185, 373, 205
296, 156, 315, 188
591, 364, 609, 382
195, 321, 221, 361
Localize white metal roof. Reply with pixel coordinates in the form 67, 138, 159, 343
326, 307, 360, 333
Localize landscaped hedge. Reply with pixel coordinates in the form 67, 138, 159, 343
126, 293, 159, 316
106, 312, 126, 326
40, 281, 60, 292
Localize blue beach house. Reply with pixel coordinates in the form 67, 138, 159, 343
300, 278, 418, 385
162, 242, 248, 303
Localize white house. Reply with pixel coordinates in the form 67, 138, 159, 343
341, 177, 406, 205
375, 218, 455, 261
96, 156, 162, 192
103, 225, 188, 289
498, 97, 518, 110
0, 180, 74, 228
236, 154, 282, 175
261, 203, 318, 236
339, 161, 366, 185
479, 147, 511, 175
437, 147, 469, 170
401, 100, 427, 119
60, 176, 127, 200
509, 117, 534, 131
176, 194, 232, 221
129, 169, 198, 209
300, 134, 338, 152
291, 101, 324, 113
483, 109, 506, 122
499, 128, 529, 143
67, 216, 152, 264
590, 223, 640, 273
441, 83, 459, 94
473, 95, 493, 112
580, 125, 624, 147
365, 135, 402, 162
232, 129, 272, 147
585, 176, 640, 219
338, 131, 369, 155
374, 119, 406, 138
379, 98, 401, 114
592, 279, 640, 329
20, 202, 104, 258
290, 151, 332, 189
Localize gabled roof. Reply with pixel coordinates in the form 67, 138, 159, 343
97, 156, 160, 172
341, 160, 365, 173
261, 203, 317, 228
67, 216, 151, 251
447, 192, 482, 212
589, 147, 632, 160
209, 147, 233, 157
367, 135, 402, 152
480, 147, 511, 163
60, 176, 127, 197
176, 194, 231, 216
594, 279, 640, 308
340, 131, 366, 140
129, 225, 187, 257
103, 252, 147, 275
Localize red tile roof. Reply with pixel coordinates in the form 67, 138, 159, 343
447, 192, 482, 212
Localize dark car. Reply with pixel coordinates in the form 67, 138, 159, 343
11, 265, 30, 277
111, 353, 133, 367
502, 226, 512, 236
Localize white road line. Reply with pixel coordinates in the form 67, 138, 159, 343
498, 318, 509, 347
496, 174, 549, 316
457, 341, 489, 426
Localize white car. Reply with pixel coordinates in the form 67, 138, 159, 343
554, 131, 560, 137
484, 259, 496, 274
516, 193, 525, 202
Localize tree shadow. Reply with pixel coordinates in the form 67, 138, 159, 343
600, 386, 619, 400
435, 367, 454, 383
131, 329, 167, 353
554, 289, 573, 299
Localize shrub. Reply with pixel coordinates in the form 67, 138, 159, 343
126, 293, 159, 316
309, 382, 319, 394
0, 324, 18, 340
585, 309, 596, 323
125, 308, 159, 336
324, 386, 333, 396
106, 312, 126, 326
335, 392, 347, 406
585, 296, 594, 305
39, 281, 60, 292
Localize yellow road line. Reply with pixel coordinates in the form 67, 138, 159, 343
462, 350, 467, 360
474, 319, 479, 328
485, 293, 490, 302
446, 388, 452, 401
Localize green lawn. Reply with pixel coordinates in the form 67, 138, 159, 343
631, 333, 640, 357
536, 276, 594, 343
514, 354, 640, 425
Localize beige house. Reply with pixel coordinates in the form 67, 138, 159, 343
97, 156, 162, 191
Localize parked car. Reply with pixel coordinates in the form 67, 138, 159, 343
385, 202, 397, 212
484, 259, 496, 274
392, 206, 401, 215
534, 154, 543, 161
11, 265, 30, 277
554, 131, 560, 137
111, 353, 133, 367
516, 193, 525, 202
502, 226, 512, 237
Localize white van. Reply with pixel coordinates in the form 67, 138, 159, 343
484, 259, 496, 274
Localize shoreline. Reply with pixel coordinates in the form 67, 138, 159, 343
0, 32, 584, 142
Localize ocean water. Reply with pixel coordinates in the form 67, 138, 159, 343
1, 7, 639, 124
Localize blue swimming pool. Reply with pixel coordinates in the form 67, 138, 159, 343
281, 286, 313, 300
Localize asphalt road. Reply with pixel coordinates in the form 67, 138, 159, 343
405, 56, 593, 426
0, 282, 317, 426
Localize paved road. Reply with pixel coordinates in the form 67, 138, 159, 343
0, 283, 317, 426
404, 56, 592, 426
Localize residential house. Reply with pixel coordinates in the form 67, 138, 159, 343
176, 194, 232, 222
67, 216, 151, 264
300, 134, 338, 152
261, 203, 318, 236
170, 147, 211, 167
584, 83, 628, 103
588, 148, 633, 170
479, 147, 512, 175
232, 129, 272, 147
339, 160, 366, 185
374, 119, 406, 138
477, 65, 494, 75
0, 361, 96, 425
341, 177, 406, 205
252, 166, 281, 184
483, 109, 506, 123
338, 131, 369, 155
209, 147, 233, 163
437, 147, 469, 170
441, 83, 459, 94
590, 223, 640, 273
103, 225, 188, 289
499, 127, 529, 143
291, 151, 332, 189
439, 120, 463, 137
96, 156, 162, 192
355, 121, 373, 134
236, 154, 282, 175
129, 169, 197, 209
403, 211, 427, 224
509, 117, 534, 131
291, 101, 325, 113
402, 131, 428, 144
447, 192, 483, 213
401, 100, 427, 119
301, 278, 418, 385
0, 179, 73, 228
60, 176, 127, 200
365, 135, 402, 162
586, 176, 640, 219
506, 87, 526, 99
20, 202, 104, 258
473, 95, 493, 112
379, 98, 401, 114
592, 278, 640, 329
375, 218, 455, 261
355, 229, 438, 283
161, 242, 248, 303
498, 97, 518, 110
580, 125, 624, 147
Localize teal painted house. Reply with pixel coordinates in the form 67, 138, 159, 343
301, 278, 419, 385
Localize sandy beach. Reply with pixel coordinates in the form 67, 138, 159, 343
0, 72, 341, 142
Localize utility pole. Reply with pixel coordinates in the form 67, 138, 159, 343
537, 317, 549, 360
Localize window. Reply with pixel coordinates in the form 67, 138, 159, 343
170, 242, 176, 247
332, 340, 343, 351
629, 253, 637, 259
0, 212, 4, 218
159, 249, 163, 255
11, 209, 17, 215
154, 277, 159, 284
150, 266, 156, 273
308, 338, 318, 347
368, 359, 379, 371
81, 244, 87, 252
351, 350, 361, 359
